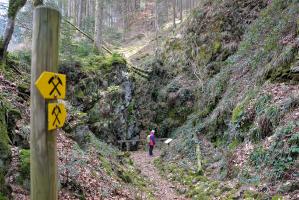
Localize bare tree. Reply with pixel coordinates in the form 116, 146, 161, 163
0, 0, 27, 61
172, 0, 176, 29
179, 0, 183, 22
94, 0, 103, 50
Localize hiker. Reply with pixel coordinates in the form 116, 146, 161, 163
147, 130, 156, 156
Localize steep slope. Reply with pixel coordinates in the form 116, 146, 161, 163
0, 53, 154, 199
133, 0, 299, 199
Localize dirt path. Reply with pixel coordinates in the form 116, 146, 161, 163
130, 150, 189, 200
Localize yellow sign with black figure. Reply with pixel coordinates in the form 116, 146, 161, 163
48, 103, 67, 131
35, 72, 66, 99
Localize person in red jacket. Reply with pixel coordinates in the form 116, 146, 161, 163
148, 130, 156, 156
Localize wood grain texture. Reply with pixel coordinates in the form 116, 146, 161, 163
30, 6, 60, 200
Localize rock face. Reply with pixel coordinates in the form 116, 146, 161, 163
61, 55, 138, 149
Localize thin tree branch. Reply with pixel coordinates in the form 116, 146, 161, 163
62, 18, 113, 55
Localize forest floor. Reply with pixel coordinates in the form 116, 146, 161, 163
130, 150, 189, 200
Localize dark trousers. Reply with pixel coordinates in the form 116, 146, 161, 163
149, 145, 154, 156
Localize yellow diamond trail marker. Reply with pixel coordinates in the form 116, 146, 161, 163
48, 103, 67, 131
35, 71, 66, 99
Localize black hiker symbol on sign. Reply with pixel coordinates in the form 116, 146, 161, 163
52, 105, 61, 127
48, 75, 62, 96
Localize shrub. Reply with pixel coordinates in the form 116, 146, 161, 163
255, 94, 272, 115
250, 146, 266, 168
250, 123, 297, 180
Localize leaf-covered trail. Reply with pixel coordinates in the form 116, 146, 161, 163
130, 150, 189, 200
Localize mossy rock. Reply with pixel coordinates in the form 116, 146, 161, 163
84, 53, 126, 73
17, 149, 30, 190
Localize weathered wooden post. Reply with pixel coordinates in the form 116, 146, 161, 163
30, 6, 61, 200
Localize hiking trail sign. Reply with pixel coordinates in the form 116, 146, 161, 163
48, 103, 67, 131
35, 71, 67, 130
35, 71, 66, 99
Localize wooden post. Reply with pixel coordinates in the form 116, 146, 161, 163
30, 6, 60, 200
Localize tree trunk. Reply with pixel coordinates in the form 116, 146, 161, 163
94, 0, 103, 50
33, 0, 43, 7
77, 0, 82, 28
0, 18, 14, 61
90, 0, 95, 19
179, 0, 183, 22
30, 7, 60, 200
164, 0, 168, 23
172, 0, 176, 29
122, 0, 129, 41
0, 0, 27, 61
67, 0, 72, 18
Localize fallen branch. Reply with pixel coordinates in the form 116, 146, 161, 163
62, 18, 113, 55
10, 64, 22, 75
62, 17, 150, 79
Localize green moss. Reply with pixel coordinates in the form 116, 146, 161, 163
155, 158, 228, 199
74, 88, 85, 99
197, 103, 216, 118
102, 53, 126, 69
168, 107, 193, 124
272, 195, 283, 200
265, 105, 280, 125
19, 149, 30, 181
0, 193, 8, 200
268, 46, 298, 82
198, 46, 212, 65
250, 123, 297, 180
117, 167, 154, 199
255, 94, 272, 115
83, 53, 126, 72
243, 190, 261, 199
288, 133, 299, 145
213, 40, 222, 54
107, 85, 121, 94
99, 156, 113, 176
0, 101, 9, 163
228, 138, 240, 150
127, 100, 135, 114
231, 104, 244, 124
